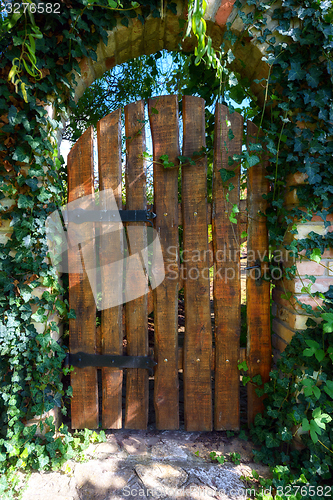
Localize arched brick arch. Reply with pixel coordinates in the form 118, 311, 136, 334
72, 0, 273, 106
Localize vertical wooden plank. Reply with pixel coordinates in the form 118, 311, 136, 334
68, 127, 98, 429
124, 100, 149, 429
212, 104, 243, 430
148, 95, 179, 430
97, 109, 123, 429
182, 95, 212, 431
246, 121, 271, 426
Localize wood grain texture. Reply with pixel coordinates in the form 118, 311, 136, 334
124, 100, 149, 429
212, 104, 243, 430
246, 121, 271, 426
68, 127, 98, 429
182, 96, 212, 431
148, 95, 179, 430
97, 109, 123, 429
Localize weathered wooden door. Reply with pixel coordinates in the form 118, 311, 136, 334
66, 95, 271, 431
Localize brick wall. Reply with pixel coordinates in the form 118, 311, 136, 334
272, 197, 333, 356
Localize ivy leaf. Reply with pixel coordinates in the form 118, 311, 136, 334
324, 380, 333, 399
20, 447, 29, 459
322, 312, 333, 333
252, 374, 262, 385
244, 151, 260, 167
303, 339, 319, 355
310, 89, 328, 108
227, 129, 235, 141
310, 248, 321, 263
55, 299, 67, 316
265, 434, 280, 448
8, 105, 18, 126
312, 385, 321, 399
159, 154, 175, 168
25, 178, 39, 191
68, 309, 76, 319
313, 408, 332, 429
304, 162, 321, 184
13, 35, 24, 46
178, 155, 190, 163
280, 427, 292, 441
37, 187, 52, 202
51, 392, 62, 408
38, 454, 50, 469
21, 290, 32, 303
23, 235, 31, 248
36, 332, 53, 350
288, 62, 306, 81
25, 135, 41, 150
304, 419, 322, 444
315, 349, 325, 363
13, 147, 30, 163
248, 142, 262, 152
32, 309, 48, 323
228, 72, 238, 86
310, 426, 319, 443
237, 360, 248, 371
301, 417, 310, 432
302, 378, 321, 399
306, 66, 323, 88
219, 168, 235, 183
227, 49, 235, 64
18, 195, 34, 209
294, 137, 304, 152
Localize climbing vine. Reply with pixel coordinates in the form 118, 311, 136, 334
0, 0, 333, 497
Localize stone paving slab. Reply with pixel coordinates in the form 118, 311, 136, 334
20, 430, 270, 500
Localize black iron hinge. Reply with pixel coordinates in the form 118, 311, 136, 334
65, 352, 157, 373
62, 209, 156, 226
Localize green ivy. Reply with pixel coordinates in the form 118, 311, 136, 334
0, 0, 168, 495
248, 292, 333, 495
0, 0, 333, 497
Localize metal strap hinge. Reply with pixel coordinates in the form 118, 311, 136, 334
65, 352, 157, 372
62, 209, 156, 226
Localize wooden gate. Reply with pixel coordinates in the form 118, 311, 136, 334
66, 95, 271, 431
